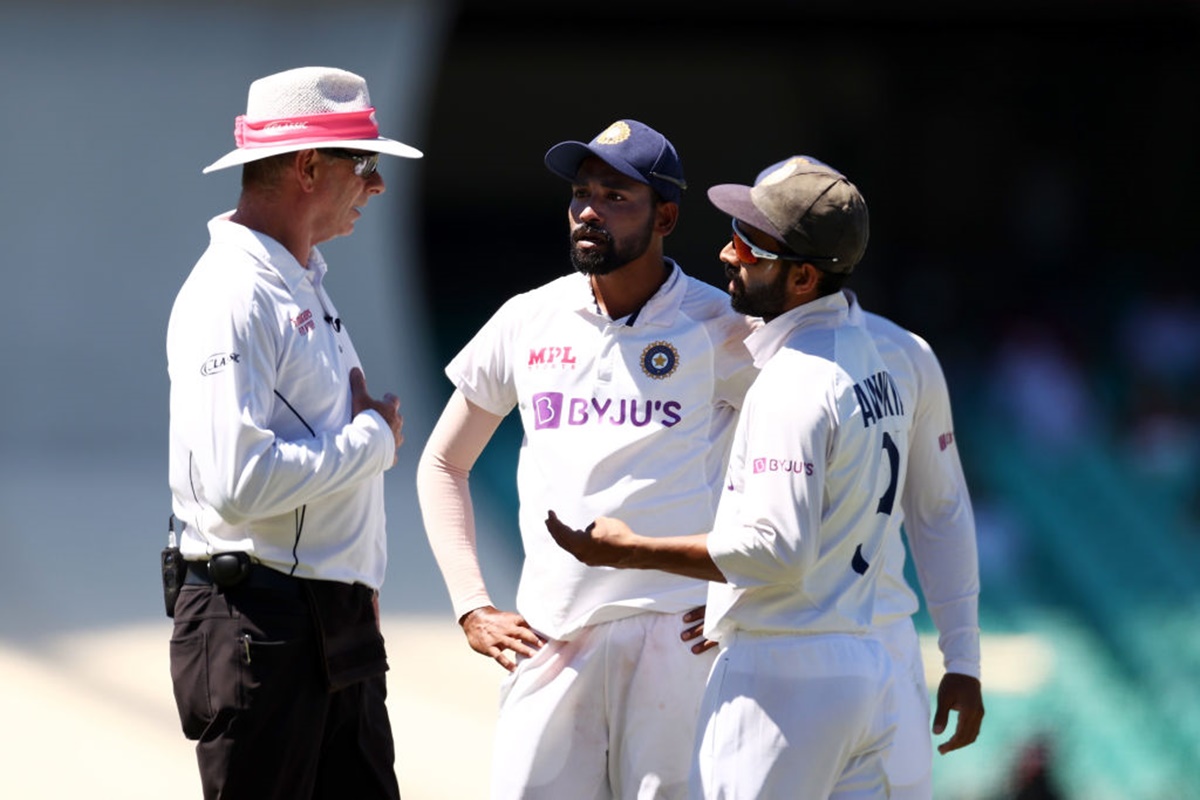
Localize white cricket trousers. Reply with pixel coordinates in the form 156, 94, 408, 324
491, 610, 717, 800
690, 631, 896, 800
878, 618, 933, 800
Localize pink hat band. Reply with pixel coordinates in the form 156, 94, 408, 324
233, 108, 380, 149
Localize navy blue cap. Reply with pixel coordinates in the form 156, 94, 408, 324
707, 155, 869, 274
544, 119, 687, 204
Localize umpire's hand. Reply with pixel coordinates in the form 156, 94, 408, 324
350, 367, 403, 464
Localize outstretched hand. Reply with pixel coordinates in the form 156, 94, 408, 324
459, 605, 545, 673
933, 672, 984, 754
350, 367, 403, 462
544, 510, 638, 568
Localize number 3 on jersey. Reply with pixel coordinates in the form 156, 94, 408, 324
876, 431, 900, 515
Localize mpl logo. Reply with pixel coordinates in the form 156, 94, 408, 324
532, 392, 564, 430
528, 346, 577, 369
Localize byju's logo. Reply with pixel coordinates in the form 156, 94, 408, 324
532, 392, 565, 430
531, 392, 683, 430
751, 457, 814, 475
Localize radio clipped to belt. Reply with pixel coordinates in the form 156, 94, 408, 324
162, 514, 186, 618
163, 516, 257, 618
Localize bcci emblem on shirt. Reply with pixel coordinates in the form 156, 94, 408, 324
641, 341, 679, 379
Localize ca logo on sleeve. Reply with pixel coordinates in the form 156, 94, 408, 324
200, 352, 241, 376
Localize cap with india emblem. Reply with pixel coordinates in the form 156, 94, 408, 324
544, 119, 687, 204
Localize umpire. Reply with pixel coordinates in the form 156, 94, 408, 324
165, 66, 418, 799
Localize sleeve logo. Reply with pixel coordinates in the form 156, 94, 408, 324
200, 352, 240, 376
752, 457, 813, 475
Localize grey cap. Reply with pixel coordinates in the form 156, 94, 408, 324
707, 155, 868, 273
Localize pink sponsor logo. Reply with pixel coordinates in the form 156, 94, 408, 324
293, 309, 316, 336
752, 457, 814, 475
528, 346, 578, 369
939, 431, 955, 451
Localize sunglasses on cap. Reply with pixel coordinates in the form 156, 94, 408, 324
323, 148, 380, 178
730, 220, 808, 265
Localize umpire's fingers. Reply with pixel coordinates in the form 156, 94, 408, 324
349, 367, 369, 416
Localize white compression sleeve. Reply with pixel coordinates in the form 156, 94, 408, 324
416, 389, 506, 622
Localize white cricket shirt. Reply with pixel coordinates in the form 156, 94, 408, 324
847, 293, 982, 677
705, 291, 912, 640
446, 261, 758, 639
166, 214, 396, 589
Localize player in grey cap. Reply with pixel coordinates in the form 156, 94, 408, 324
548, 156, 906, 798
751, 155, 985, 798
417, 119, 758, 799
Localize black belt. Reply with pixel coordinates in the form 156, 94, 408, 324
184, 554, 300, 592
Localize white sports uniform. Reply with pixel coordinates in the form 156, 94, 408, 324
846, 292, 981, 800
700, 291, 910, 800
439, 260, 757, 799
167, 214, 395, 587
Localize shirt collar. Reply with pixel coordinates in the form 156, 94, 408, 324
744, 291, 852, 368
842, 288, 864, 327
207, 212, 325, 295
567, 258, 686, 327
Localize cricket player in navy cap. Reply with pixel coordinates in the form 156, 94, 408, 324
417, 120, 758, 798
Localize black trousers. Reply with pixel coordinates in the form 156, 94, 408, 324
169, 568, 401, 800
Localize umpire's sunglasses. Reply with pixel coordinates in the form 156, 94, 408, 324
323, 148, 380, 178
730, 220, 807, 266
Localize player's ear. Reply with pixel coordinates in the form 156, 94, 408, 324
788, 262, 819, 299
654, 201, 679, 237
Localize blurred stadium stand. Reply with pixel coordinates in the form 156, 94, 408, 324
933, 403, 1200, 798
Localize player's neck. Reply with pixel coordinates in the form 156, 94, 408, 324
591, 257, 671, 321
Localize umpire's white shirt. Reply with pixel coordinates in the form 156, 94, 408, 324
167, 215, 396, 589
706, 291, 911, 640
447, 261, 758, 640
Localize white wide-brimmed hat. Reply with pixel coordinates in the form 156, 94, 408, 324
202, 66, 423, 174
